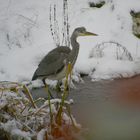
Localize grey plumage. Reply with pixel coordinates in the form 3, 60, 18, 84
32, 27, 97, 81
32, 46, 71, 80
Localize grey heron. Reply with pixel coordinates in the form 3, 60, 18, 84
32, 27, 97, 85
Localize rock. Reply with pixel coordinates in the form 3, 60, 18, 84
130, 10, 140, 39
88, 1, 105, 8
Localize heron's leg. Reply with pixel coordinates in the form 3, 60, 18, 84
42, 79, 54, 99
42, 79, 53, 130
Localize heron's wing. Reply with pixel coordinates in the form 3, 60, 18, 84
39, 46, 71, 67
34, 47, 71, 78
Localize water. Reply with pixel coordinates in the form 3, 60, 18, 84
32, 76, 140, 140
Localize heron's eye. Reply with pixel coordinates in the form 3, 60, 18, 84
82, 28, 86, 33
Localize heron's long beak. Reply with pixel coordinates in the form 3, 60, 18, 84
80, 32, 98, 36
86, 32, 98, 36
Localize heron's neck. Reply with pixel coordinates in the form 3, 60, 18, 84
68, 34, 79, 66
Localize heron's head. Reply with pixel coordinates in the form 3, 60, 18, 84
74, 27, 98, 37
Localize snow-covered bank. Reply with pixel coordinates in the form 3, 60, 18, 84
0, 82, 80, 140
0, 0, 140, 83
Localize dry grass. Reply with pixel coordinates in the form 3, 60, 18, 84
0, 73, 81, 140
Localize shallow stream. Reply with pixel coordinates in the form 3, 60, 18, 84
32, 76, 140, 140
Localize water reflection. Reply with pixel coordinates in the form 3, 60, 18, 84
70, 76, 140, 140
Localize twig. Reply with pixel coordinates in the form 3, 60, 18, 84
23, 85, 37, 109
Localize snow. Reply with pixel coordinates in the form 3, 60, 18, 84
0, 0, 140, 83
37, 129, 46, 140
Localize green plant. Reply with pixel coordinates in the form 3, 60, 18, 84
56, 62, 72, 126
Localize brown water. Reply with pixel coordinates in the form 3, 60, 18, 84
32, 76, 140, 140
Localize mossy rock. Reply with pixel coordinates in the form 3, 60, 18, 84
130, 10, 140, 18
130, 10, 140, 39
